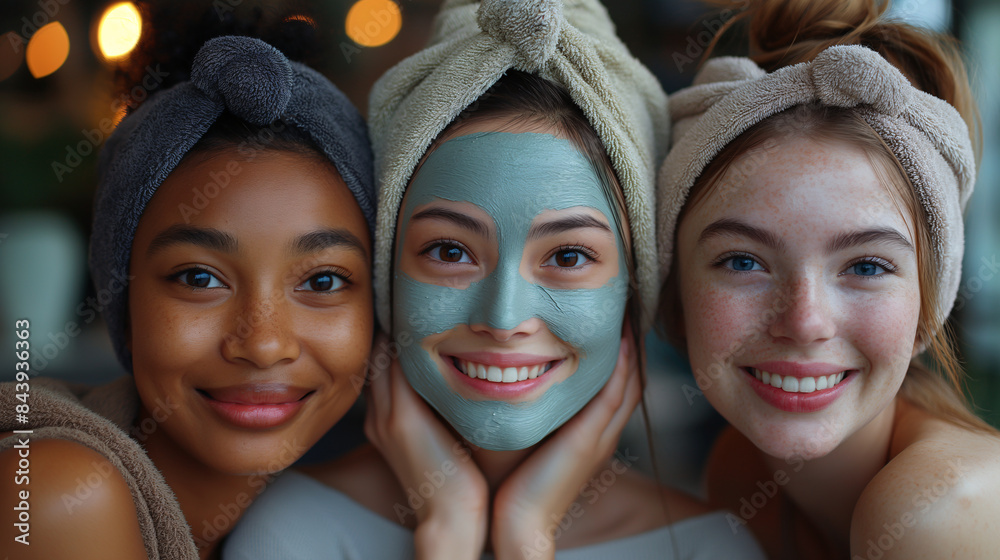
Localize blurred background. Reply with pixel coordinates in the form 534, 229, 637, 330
1, 0, 997, 492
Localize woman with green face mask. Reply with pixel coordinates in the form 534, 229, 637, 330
224, 1, 765, 559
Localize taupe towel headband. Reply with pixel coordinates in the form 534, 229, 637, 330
658, 45, 975, 329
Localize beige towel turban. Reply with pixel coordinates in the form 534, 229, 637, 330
370, 0, 669, 332
658, 45, 975, 329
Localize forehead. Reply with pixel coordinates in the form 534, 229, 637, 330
690, 136, 914, 237
138, 149, 368, 242
404, 132, 612, 222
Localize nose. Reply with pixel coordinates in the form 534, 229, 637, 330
767, 275, 836, 345
467, 260, 543, 342
221, 286, 301, 368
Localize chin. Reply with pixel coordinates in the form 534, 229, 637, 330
741, 414, 845, 463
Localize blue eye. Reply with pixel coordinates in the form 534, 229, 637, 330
174, 268, 225, 289
724, 255, 764, 272
297, 271, 346, 293
847, 260, 890, 277
426, 243, 474, 264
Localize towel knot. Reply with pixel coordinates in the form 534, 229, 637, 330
811, 45, 913, 117
477, 0, 563, 71
191, 36, 294, 126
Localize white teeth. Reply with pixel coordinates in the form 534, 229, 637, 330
487, 366, 502, 382
781, 376, 799, 392
456, 359, 553, 384
799, 377, 816, 393
753, 368, 849, 394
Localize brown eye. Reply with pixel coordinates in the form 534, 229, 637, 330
544, 248, 593, 269
555, 251, 581, 267
441, 246, 463, 262
427, 243, 472, 264
172, 268, 225, 288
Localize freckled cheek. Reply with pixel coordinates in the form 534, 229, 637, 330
682, 281, 765, 363
840, 291, 920, 373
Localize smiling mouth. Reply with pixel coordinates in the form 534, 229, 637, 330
451, 357, 560, 383
746, 367, 853, 394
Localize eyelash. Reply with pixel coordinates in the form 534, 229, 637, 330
168, 267, 353, 292
297, 267, 353, 294
712, 251, 765, 275
842, 255, 898, 279
419, 239, 476, 264
168, 267, 227, 290
710, 252, 899, 279
545, 244, 600, 268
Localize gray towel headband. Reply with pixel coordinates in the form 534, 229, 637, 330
90, 36, 375, 372
658, 45, 975, 331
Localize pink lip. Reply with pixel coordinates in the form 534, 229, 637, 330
744, 367, 855, 413
447, 356, 564, 400
449, 352, 561, 368
199, 384, 312, 429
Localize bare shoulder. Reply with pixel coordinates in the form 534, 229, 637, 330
852, 408, 1000, 559
0, 438, 147, 559
297, 443, 405, 523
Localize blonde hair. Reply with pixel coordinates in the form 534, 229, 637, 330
660, 0, 992, 432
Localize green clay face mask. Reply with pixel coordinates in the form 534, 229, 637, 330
393, 132, 628, 451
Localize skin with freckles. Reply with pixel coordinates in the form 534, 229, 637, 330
0, 148, 374, 560
685, 136, 1000, 559
678, 136, 919, 462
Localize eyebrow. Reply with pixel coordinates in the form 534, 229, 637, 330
827, 228, 914, 253
292, 229, 369, 260
410, 207, 492, 239
527, 214, 612, 241
697, 218, 786, 251
147, 225, 238, 256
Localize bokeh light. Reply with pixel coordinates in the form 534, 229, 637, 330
346, 0, 402, 48
0, 32, 25, 82
25, 22, 69, 78
97, 2, 142, 60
